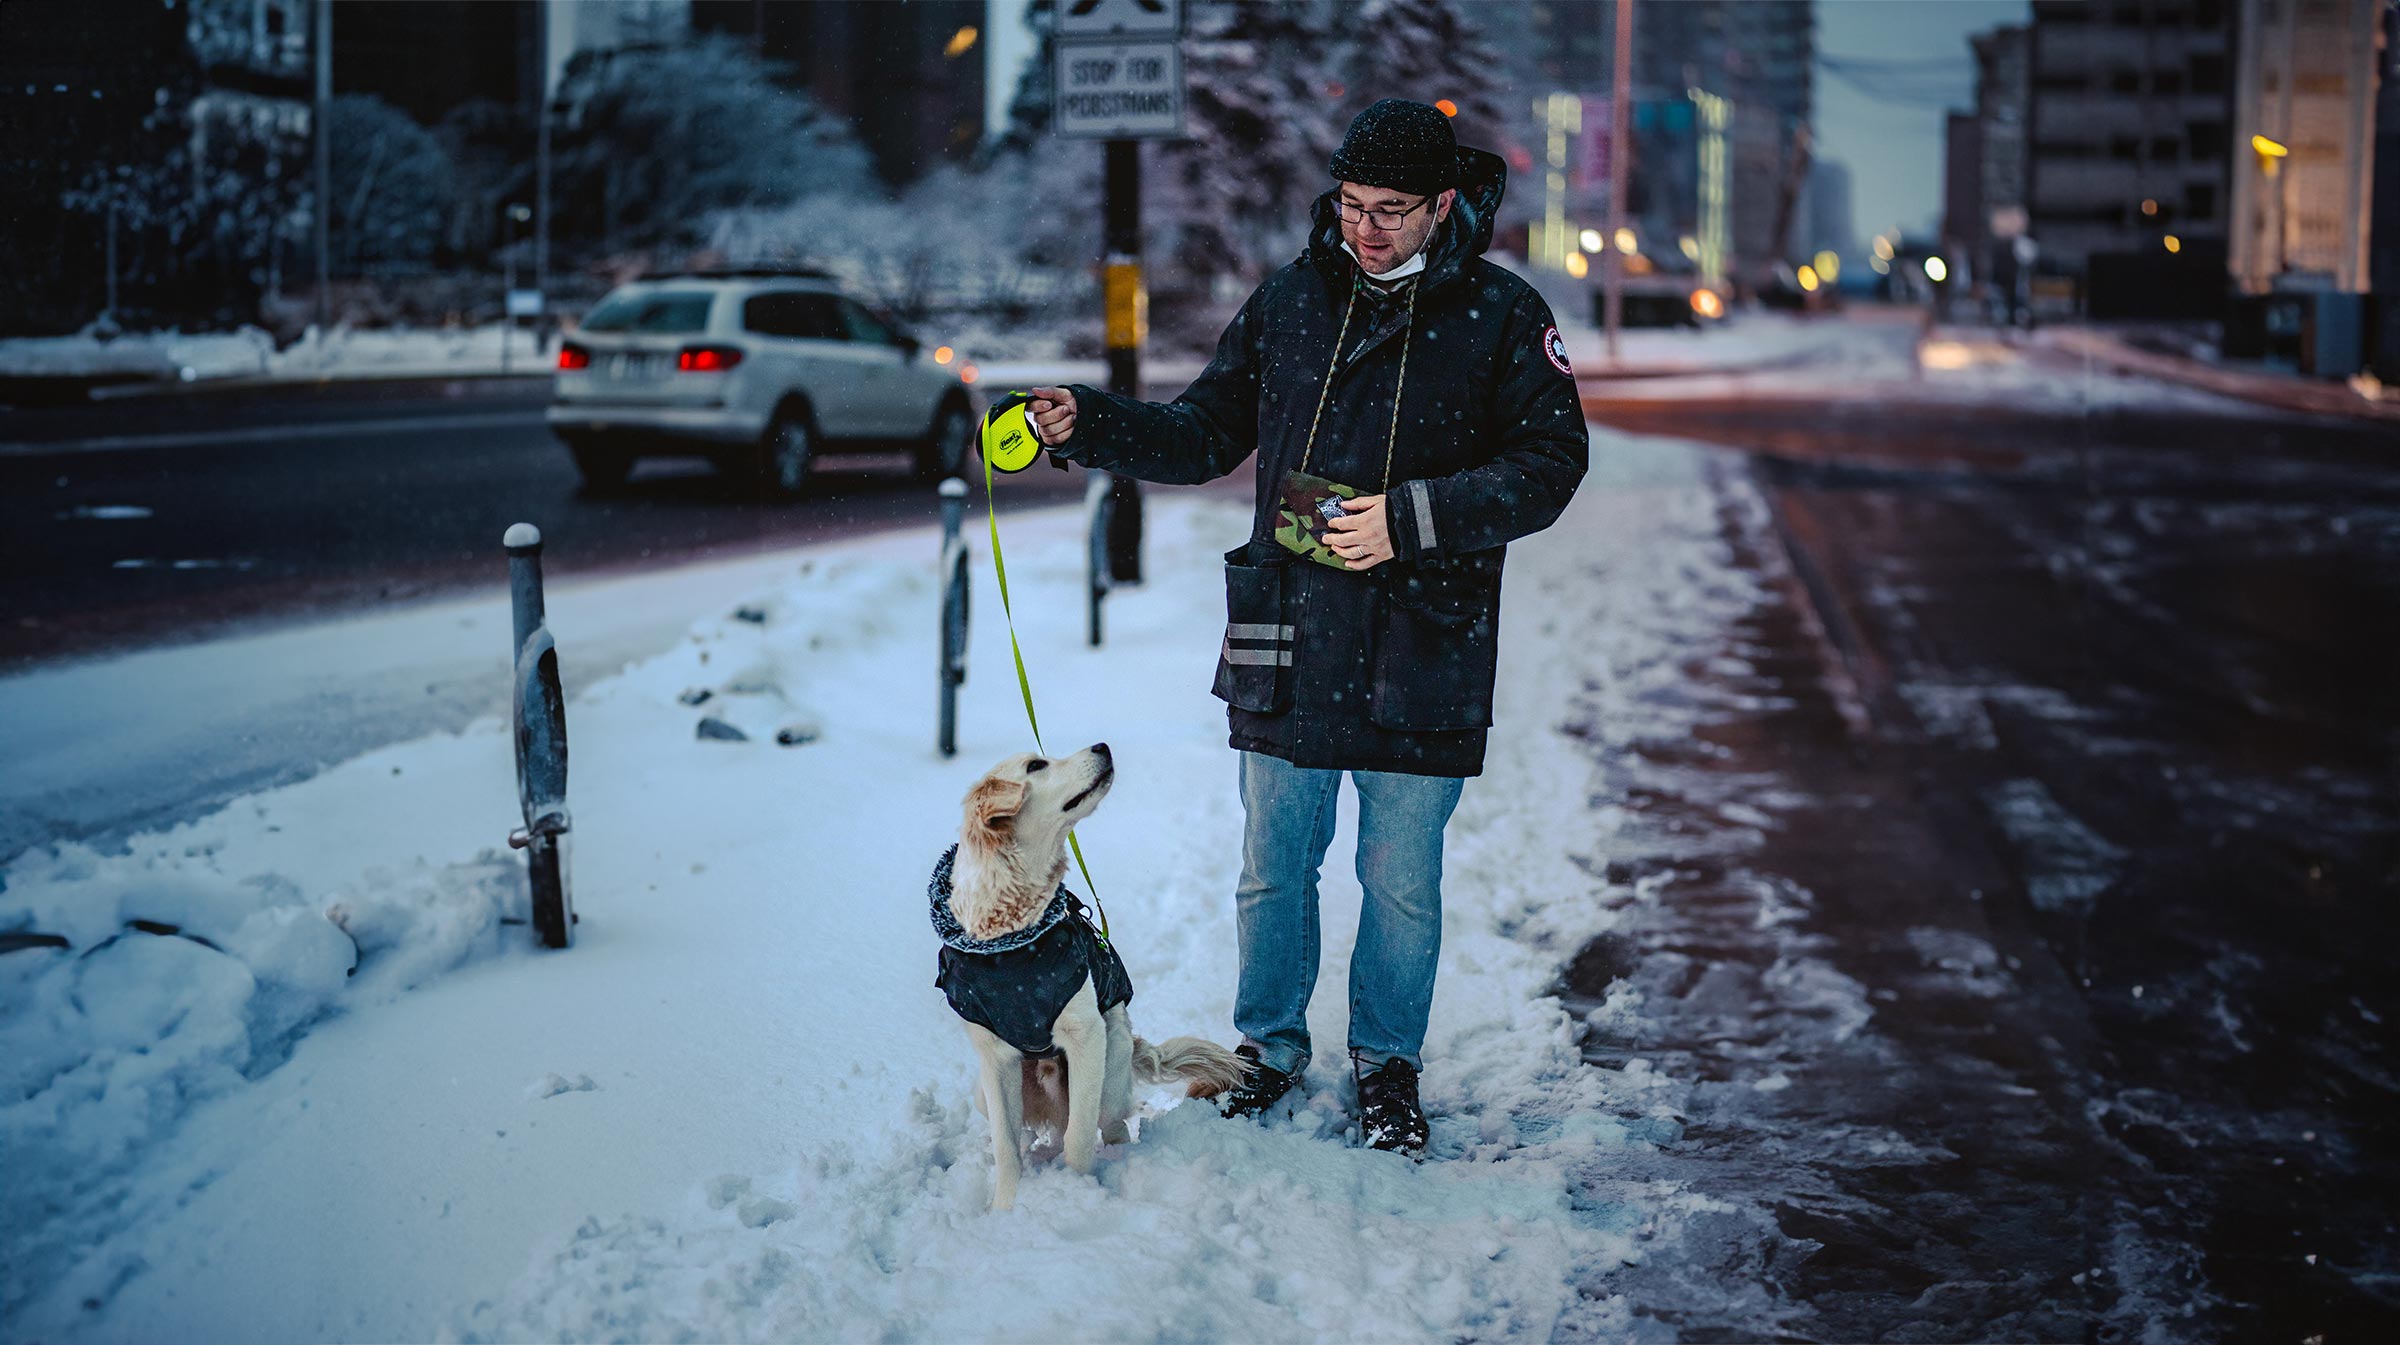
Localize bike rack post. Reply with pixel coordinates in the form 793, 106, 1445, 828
937, 477, 970, 758
504, 522, 575, 949
1085, 467, 1114, 648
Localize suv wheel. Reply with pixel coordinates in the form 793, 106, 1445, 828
915, 402, 974, 481
567, 438, 634, 494
751, 410, 816, 499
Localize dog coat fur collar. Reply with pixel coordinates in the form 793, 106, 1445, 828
930, 844, 1133, 1057
927, 843, 1077, 953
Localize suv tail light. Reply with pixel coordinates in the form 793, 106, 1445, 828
557, 342, 591, 370
677, 345, 744, 373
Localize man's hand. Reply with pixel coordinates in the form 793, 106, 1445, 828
1026, 387, 1077, 445
1325, 494, 1393, 570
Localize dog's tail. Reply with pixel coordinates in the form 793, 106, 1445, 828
1130, 1035, 1250, 1099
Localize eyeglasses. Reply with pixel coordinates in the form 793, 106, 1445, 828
1333, 195, 1432, 232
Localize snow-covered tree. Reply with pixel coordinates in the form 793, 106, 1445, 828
982, 0, 1342, 342
328, 95, 456, 271
548, 35, 872, 260
985, 0, 1059, 160
1334, 0, 1504, 147
433, 99, 535, 261
1149, 0, 1346, 292
58, 88, 308, 331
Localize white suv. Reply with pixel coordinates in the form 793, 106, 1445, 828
548, 269, 977, 496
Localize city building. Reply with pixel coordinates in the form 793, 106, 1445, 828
1949, 21, 2032, 305
1972, 24, 2030, 244
1943, 111, 1983, 275
2021, 0, 2239, 312
1492, 0, 1815, 288
2227, 0, 2383, 294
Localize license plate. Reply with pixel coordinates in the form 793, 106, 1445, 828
608, 353, 657, 378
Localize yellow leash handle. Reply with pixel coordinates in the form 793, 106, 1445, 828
979, 397, 1110, 943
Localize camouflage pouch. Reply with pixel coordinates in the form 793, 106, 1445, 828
1272, 469, 1363, 569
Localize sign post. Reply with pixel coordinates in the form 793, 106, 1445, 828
1056, 0, 1183, 637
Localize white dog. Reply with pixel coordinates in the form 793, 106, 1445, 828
932, 742, 1247, 1210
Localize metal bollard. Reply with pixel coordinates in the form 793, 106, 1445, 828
504, 522, 575, 948
1085, 468, 1114, 647
937, 477, 970, 758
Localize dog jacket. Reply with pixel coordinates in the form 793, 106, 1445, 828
930, 844, 1132, 1058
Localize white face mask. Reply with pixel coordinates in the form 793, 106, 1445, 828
1341, 239, 1430, 282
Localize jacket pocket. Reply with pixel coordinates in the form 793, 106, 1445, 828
1212, 545, 1295, 714
1369, 562, 1499, 731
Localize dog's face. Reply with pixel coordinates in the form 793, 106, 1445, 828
962, 742, 1114, 858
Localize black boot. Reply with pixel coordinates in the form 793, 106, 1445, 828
1218, 1043, 1300, 1120
1355, 1056, 1428, 1155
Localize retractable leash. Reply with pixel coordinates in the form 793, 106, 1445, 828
977, 392, 1111, 942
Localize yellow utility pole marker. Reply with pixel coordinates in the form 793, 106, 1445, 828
1103, 261, 1147, 350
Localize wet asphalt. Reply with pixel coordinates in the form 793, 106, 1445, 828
1564, 390, 2400, 1342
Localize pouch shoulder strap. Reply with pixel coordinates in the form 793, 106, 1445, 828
1295, 271, 1420, 495
1295, 274, 1360, 478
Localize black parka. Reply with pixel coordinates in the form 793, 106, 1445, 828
1050, 151, 1588, 777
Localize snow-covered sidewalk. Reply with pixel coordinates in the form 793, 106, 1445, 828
0, 323, 562, 392
3, 429, 1759, 1343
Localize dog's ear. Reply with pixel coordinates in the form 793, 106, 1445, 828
963, 775, 1029, 848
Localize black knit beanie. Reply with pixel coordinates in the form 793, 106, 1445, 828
1328, 99, 1457, 197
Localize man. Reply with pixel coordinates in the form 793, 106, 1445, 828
1018, 99, 1587, 1154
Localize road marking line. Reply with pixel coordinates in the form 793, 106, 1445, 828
0, 410, 546, 457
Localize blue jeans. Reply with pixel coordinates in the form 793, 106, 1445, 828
1232, 751, 1466, 1075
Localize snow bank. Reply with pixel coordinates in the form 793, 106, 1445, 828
0, 323, 562, 388
5, 430, 1763, 1343
7, 325, 265, 384
0, 323, 1145, 393
1, 759, 535, 1315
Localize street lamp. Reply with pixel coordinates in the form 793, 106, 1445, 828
2252, 135, 2292, 279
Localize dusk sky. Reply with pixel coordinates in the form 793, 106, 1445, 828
1815, 0, 2032, 248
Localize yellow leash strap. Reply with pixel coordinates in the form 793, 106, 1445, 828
981, 423, 1111, 943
